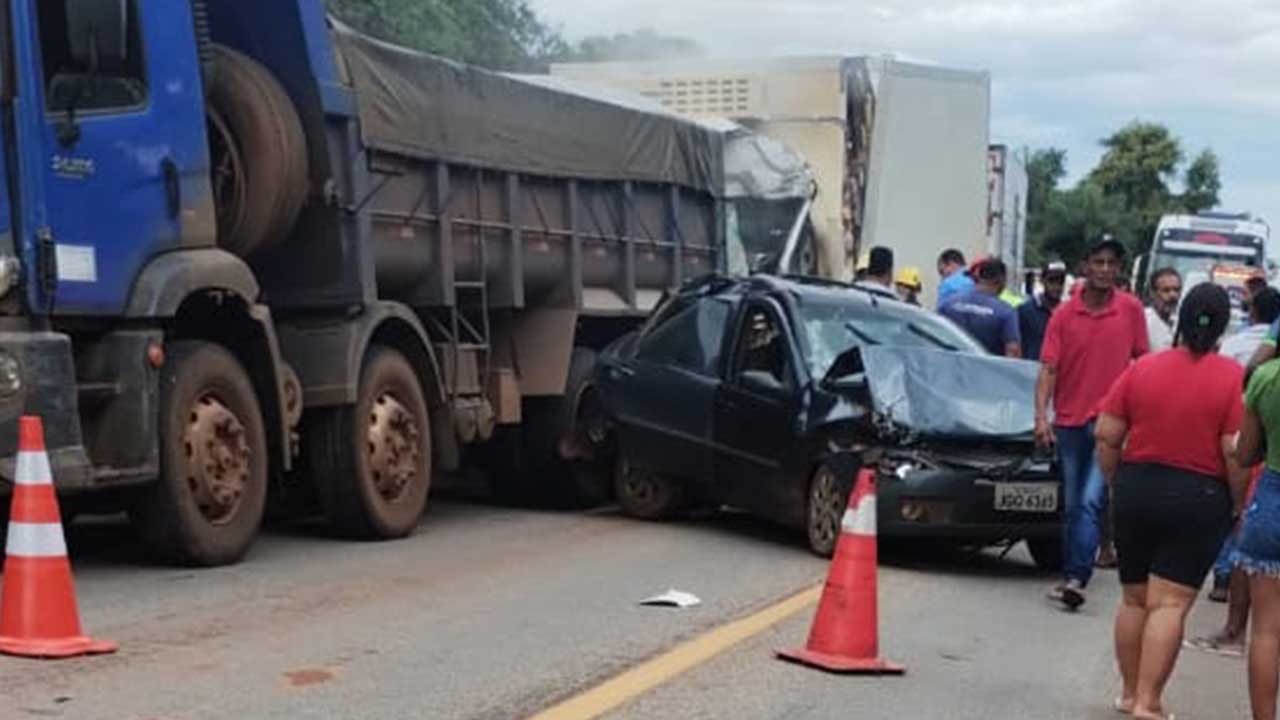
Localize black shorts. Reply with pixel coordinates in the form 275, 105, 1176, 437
1113, 463, 1232, 589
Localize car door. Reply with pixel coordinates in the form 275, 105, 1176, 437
713, 297, 803, 516
598, 295, 733, 490
26, 0, 211, 316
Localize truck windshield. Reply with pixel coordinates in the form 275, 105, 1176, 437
1150, 229, 1264, 280
797, 297, 984, 378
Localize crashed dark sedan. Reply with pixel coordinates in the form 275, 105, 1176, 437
590, 274, 1062, 566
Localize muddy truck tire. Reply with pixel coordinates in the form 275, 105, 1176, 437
130, 341, 269, 567
305, 346, 432, 539
206, 45, 308, 258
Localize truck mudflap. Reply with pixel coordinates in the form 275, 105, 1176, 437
0, 332, 93, 493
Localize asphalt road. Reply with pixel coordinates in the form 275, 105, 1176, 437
0, 484, 1253, 720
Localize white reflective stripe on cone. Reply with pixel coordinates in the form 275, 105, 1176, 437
14, 450, 53, 486
840, 496, 877, 536
5, 522, 68, 558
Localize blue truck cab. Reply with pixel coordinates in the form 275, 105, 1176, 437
0, 0, 726, 566
0, 0, 423, 566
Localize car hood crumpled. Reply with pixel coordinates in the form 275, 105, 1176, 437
860, 346, 1041, 440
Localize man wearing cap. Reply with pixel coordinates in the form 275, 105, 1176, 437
940, 258, 1021, 358
1036, 236, 1149, 610
895, 267, 923, 306
1145, 268, 1183, 352
1018, 261, 1068, 361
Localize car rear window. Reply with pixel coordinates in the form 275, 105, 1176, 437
636, 297, 732, 376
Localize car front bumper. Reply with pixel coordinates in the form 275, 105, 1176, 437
876, 465, 1062, 543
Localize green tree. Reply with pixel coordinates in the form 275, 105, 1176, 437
326, 0, 566, 70
1026, 147, 1067, 220
1088, 121, 1182, 249
1026, 122, 1225, 265
1037, 181, 1139, 268
1180, 149, 1222, 214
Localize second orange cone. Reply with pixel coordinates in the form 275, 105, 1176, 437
0, 416, 116, 659
778, 467, 903, 674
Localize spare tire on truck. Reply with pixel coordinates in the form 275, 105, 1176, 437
205, 45, 309, 258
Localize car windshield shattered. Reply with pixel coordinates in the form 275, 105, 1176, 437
796, 296, 984, 378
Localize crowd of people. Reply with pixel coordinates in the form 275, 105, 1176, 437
851, 239, 1280, 719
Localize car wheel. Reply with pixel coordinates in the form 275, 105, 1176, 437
807, 463, 849, 558
614, 455, 683, 520
1026, 537, 1064, 572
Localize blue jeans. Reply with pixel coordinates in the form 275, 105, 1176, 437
1214, 529, 1240, 581
1058, 423, 1107, 586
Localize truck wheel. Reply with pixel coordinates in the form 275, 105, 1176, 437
206, 45, 308, 258
306, 346, 431, 539
131, 341, 268, 567
806, 463, 850, 558
1027, 537, 1064, 572
517, 347, 612, 508
614, 455, 683, 520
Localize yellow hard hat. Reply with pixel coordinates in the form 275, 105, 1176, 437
896, 267, 922, 290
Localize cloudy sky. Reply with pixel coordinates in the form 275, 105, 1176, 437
531, 0, 1279, 241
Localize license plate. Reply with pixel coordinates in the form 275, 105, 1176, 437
993, 483, 1058, 513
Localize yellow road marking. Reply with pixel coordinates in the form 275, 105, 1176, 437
528, 584, 822, 720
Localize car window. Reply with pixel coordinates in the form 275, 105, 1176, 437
798, 296, 984, 378
636, 297, 730, 376
731, 303, 793, 388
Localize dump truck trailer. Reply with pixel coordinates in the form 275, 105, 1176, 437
0, 0, 726, 565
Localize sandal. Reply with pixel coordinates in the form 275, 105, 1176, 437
1184, 635, 1245, 657
1114, 697, 1134, 714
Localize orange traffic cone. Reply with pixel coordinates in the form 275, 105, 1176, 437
0, 416, 116, 659
778, 468, 903, 674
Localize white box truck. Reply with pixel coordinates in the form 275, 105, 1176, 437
551, 56, 993, 307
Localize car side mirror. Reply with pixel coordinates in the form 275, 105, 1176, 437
740, 370, 785, 395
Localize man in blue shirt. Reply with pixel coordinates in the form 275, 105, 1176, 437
936, 248, 975, 309
940, 258, 1022, 357
1018, 260, 1067, 360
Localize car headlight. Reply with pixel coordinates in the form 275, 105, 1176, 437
0, 351, 22, 398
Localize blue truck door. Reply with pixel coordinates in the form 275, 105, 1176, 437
28, 0, 211, 316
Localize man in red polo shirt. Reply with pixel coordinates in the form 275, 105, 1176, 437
1036, 235, 1149, 609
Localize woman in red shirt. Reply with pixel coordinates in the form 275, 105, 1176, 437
1096, 283, 1249, 720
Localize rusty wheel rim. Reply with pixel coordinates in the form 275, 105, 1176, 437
366, 391, 422, 504
617, 458, 661, 510
184, 394, 251, 526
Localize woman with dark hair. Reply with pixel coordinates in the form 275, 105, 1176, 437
1095, 283, 1249, 719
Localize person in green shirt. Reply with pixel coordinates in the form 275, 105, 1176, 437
1232, 359, 1280, 720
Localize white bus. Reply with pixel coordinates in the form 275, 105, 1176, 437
1138, 212, 1272, 328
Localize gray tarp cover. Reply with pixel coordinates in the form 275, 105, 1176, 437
861, 346, 1040, 438
512, 77, 813, 201
332, 24, 724, 196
